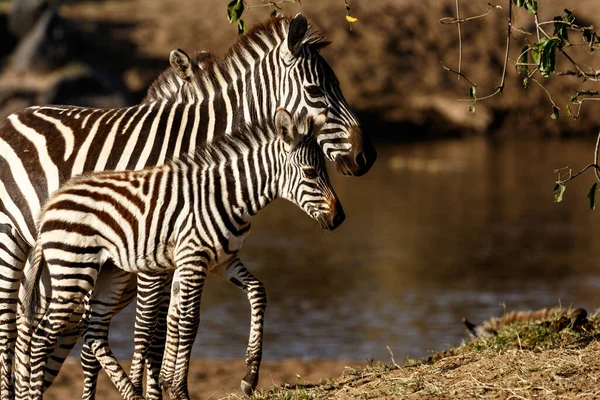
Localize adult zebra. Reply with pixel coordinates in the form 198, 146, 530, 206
2, 13, 375, 399
19, 108, 344, 400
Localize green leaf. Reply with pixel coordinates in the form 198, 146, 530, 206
524, 0, 537, 14
551, 106, 560, 120
270, 9, 277, 18
227, 0, 244, 24
561, 9, 575, 25
469, 105, 475, 114
587, 182, 597, 209
583, 28, 593, 43
469, 86, 476, 98
553, 18, 569, 45
566, 104, 572, 117
519, 45, 529, 75
522, 77, 529, 89
237, 19, 247, 35
513, 0, 524, 7
535, 37, 560, 77
554, 183, 566, 203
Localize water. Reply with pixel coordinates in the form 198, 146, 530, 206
101, 137, 600, 362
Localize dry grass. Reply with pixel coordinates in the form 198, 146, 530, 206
244, 312, 600, 399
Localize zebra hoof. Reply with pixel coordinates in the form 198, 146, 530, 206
240, 379, 254, 396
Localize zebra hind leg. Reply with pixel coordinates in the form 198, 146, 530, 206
81, 262, 143, 400
0, 222, 29, 400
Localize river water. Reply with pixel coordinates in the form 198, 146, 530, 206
102, 137, 600, 362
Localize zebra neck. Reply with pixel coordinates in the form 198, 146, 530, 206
190, 140, 284, 224
195, 45, 283, 133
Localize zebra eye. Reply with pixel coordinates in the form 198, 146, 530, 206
302, 166, 318, 179
305, 85, 323, 97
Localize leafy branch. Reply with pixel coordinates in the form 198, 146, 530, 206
226, 0, 358, 34
441, 0, 600, 120
553, 131, 600, 209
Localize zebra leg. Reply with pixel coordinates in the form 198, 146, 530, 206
158, 269, 183, 394
212, 258, 266, 395
81, 262, 142, 400
161, 265, 207, 400
129, 271, 171, 399
29, 272, 98, 399
41, 307, 85, 391
80, 342, 101, 400
143, 273, 172, 400
15, 256, 51, 400
81, 270, 137, 400
0, 222, 29, 400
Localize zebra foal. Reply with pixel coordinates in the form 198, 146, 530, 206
19, 108, 344, 400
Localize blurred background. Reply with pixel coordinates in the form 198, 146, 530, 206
1, 0, 600, 363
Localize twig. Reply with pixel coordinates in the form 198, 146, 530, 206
529, 77, 559, 110
498, 0, 512, 93
387, 345, 400, 369
456, 0, 462, 79
439, 3, 500, 25
441, 63, 476, 87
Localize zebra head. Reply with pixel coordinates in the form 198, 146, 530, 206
274, 108, 345, 231
280, 14, 376, 177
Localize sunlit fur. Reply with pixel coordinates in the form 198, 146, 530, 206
16, 113, 343, 400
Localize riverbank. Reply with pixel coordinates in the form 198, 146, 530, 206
256, 310, 600, 399
44, 309, 599, 399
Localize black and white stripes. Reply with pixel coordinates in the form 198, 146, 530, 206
0, 14, 371, 399
17, 109, 344, 400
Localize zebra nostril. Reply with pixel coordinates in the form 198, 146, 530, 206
332, 208, 345, 228
354, 151, 368, 168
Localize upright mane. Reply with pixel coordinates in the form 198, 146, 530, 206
175, 118, 276, 170
142, 15, 330, 104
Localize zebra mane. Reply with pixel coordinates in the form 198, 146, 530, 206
142, 15, 330, 104
173, 119, 277, 170
143, 52, 214, 104
173, 114, 312, 171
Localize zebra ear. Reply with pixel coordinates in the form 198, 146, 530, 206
311, 110, 328, 138
169, 49, 197, 82
274, 108, 296, 148
287, 14, 308, 57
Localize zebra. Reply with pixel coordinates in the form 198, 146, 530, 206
1, 13, 375, 399
18, 107, 344, 400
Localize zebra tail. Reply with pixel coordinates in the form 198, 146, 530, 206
21, 241, 45, 325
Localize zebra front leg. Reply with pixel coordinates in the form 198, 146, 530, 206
144, 273, 173, 400
161, 265, 207, 400
129, 271, 171, 399
0, 222, 29, 400
81, 262, 142, 400
212, 258, 266, 395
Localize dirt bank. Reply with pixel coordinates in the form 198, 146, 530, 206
255, 310, 600, 399
44, 358, 356, 399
